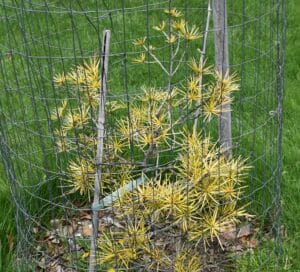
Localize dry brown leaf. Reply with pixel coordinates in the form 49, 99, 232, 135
220, 223, 237, 241
56, 225, 77, 237
33, 227, 39, 234
239, 236, 258, 249
82, 224, 92, 237
98, 224, 106, 233
6, 234, 14, 250
48, 259, 64, 272
230, 244, 243, 252
246, 238, 258, 249
49, 235, 60, 244
79, 212, 91, 220
37, 256, 46, 269
237, 224, 251, 238
100, 216, 124, 229
68, 238, 82, 252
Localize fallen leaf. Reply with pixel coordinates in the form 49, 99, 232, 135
220, 223, 237, 241
48, 235, 60, 244
98, 224, 106, 233
6, 234, 14, 250
48, 260, 63, 272
100, 216, 124, 229
239, 236, 258, 249
56, 225, 76, 237
37, 256, 46, 269
33, 227, 39, 234
74, 231, 83, 238
247, 238, 258, 249
237, 224, 251, 238
81, 251, 90, 259
80, 212, 91, 220
82, 224, 92, 237
230, 244, 243, 252
68, 238, 82, 252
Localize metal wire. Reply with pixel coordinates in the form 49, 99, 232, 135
0, 0, 286, 271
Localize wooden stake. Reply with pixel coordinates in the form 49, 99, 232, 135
213, 0, 232, 159
89, 30, 111, 272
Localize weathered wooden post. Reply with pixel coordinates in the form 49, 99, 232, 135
89, 29, 111, 272
213, 0, 232, 159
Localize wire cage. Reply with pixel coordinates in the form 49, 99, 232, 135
0, 0, 286, 271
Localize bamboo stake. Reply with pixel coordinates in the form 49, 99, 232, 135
89, 30, 111, 272
213, 0, 232, 159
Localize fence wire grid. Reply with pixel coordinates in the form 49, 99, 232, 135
0, 0, 286, 271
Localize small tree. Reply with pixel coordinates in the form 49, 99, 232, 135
51, 6, 251, 271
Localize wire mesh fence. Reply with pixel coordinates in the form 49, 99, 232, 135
0, 0, 286, 271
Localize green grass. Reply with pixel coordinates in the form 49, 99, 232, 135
280, 0, 300, 269
0, 0, 299, 271
0, 175, 15, 271
236, 0, 300, 270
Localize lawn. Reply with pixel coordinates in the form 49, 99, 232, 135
0, 0, 299, 271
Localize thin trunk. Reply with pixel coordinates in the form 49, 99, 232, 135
89, 30, 111, 272
193, 0, 212, 131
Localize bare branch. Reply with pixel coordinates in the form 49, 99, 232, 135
193, 0, 212, 131
89, 30, 111, 272
172, 49, 187, 76
143, 45, 170, 75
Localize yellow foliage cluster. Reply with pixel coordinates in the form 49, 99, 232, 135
99, 130, 250, 270
98, 218, 202, 271
133, 8, 201, 63
51, 57, 134, 198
